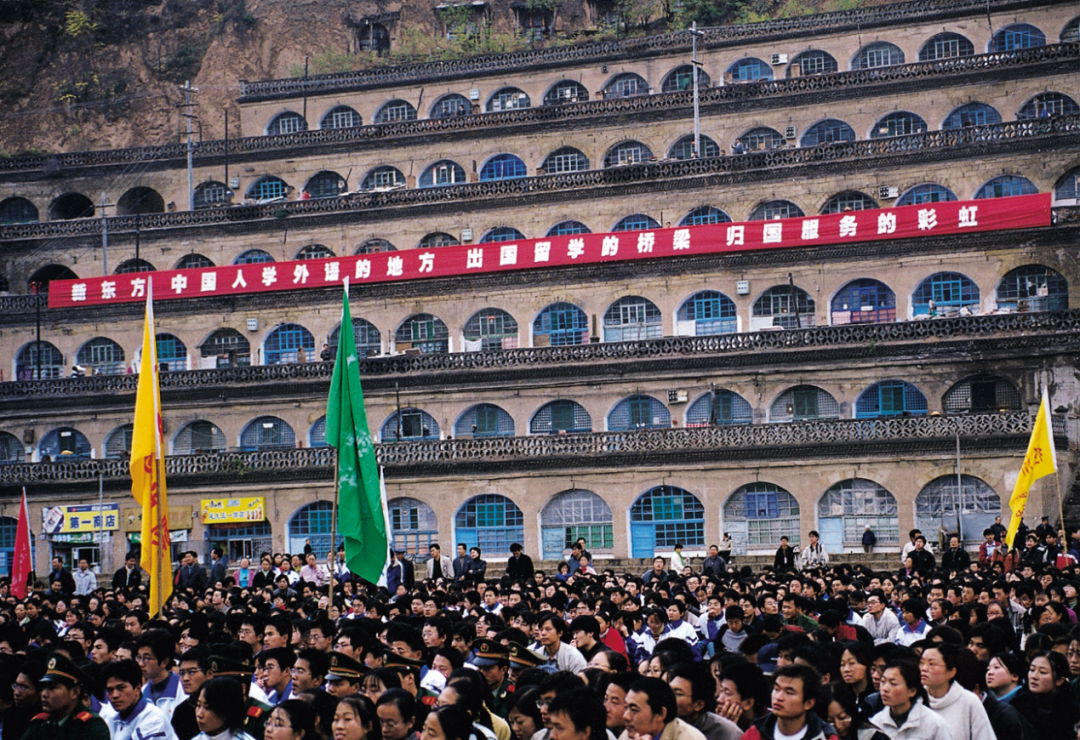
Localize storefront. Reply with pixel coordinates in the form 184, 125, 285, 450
201, 497, 272, 563
41, 503, 119, 570
123, 505, 194, 565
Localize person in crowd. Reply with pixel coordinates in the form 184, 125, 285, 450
22, 653, 110, 740
871, 659, 952, 739
919, 643, 995, 740
194, 677, 256, 740
1011, 650, 1079, 739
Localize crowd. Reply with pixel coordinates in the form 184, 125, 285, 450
2, 518, 1080, 740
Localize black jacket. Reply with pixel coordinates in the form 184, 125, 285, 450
111, 566, 143, 590
941, 547, 971, 572
774, 546, 797, 570
505, 553, 535, 581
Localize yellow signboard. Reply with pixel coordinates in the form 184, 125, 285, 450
200, 497, 266, 524
41, 504, 120, 534
122, 506, 192, 533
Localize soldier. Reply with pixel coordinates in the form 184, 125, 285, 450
507, 643, 547, 683
384, 651, 437, 726
471, 638, 514, 720
209, 654, 273, 740
22, 653, 110, 740
326, 651, 366, 698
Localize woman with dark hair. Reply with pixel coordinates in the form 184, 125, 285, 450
985, 652, 1025, 704
506, 687, 543, 740
870, 660, 950, 739
195, 677, 254, 740
919, 643, 994, 740
546, 687, 607, 740
586, 650, 628, 674
364, 668, 403, 704
821, 683, 887, 740
266, 699, 318, 740
333, 695, 379, 740
1012, 650, 1079, 739
422, 706, 474, 740
296, 689, 340, 740
839, 642, 876, 715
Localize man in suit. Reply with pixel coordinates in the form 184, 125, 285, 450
452, 542, 469, 583
112, 552, 144, 590
48, 557, 77, 595
209, 546, 228, 586
395, 550, 415, 589
387, 550, 405, 595
425, 544, 453, 582
505, 543, 534, 582
176, 551, 208, 592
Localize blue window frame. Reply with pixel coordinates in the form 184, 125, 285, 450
480, 227, 525, 243
239, 416, 295, 449
724, 483, 801, 552
1055, 168, 1080, 202
39, 427, 91, 459
374, 100, 416, 123
609, 395, 670, 430
544, 80, 589, 105
464, 309, 518, 351
361, 166, 405, 190
540, 490, 613, 559
234, 249, 274, 264
16, 341, 64, 380
1018, 93, 1079, 120
267, 112, 307, 135
455, 495, 524, 556
321, 106, 361, 129
821, 191, 878, 214
155, 333, 187, 370
686, 390, 753, 426
194, 182, 230, 209
680, 206, 731, 226
479, 154, 527, 181
942, 103, 1002, 129
678, 290, 737, 334
604, 141, 652, 167
287, 501, 341, 556
381, 408, 440, 442
176, 254, 214, 270
855, 380, 928, 417
455, 404, 515, 438
487, 87, 530, 111
789, 50, 837, 76
661, 65, 710, 92
854, 42, 904, 69
919, 32, 974, 60
389, 497, 439, 559
395, 314, 449, 353
0, 516, 34, 575
76, 337, 125, 375
749, 201, 804, 220
669, 135, 720, 160
329, 318, 382, 357
530, 400, 591, 434
630, 486, 705, 557
604, 296, 662, 341
534, 302, 588, 346
419, 160, 467, 187
753, 286, 815, 328
912, 272, 979, 315
871, 112, 928, 138
996, 265, 1069, 311
991, 24, 1045, 51
738, 127, 785, 151
264, 323, 315, 365
975, 176, 1038, 199
431, 94, 471, 119
612, 214, 660, 232
727, 58, 773, 82
248, 177, 288, 201
800, 119, 855, 146
547, 220, 590, 236
897, 184, 957, 206
831, 278, 896, 324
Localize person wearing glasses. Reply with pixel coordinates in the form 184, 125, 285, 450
377, 689, 420, 740
136, 629, 184, 722
265, 699, 317, 740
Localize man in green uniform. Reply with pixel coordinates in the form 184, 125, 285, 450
507, 642, 547, 683
472, 638, 515, 720
210, 654, 273, 740
22, 653, 110, 740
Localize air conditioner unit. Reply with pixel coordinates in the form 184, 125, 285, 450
879, 186, 900, 199
667, 390, 689, 404
784, 126, 797, 139
771, 53, 788, 65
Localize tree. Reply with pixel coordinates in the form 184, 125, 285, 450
677, 0, 741, 26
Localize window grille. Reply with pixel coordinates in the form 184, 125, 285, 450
173, 421, 226, 454
77, 338, 124, 374
896, 184, 957, 206
176, 254, 213, 270
631, 486, 705, 549
488, 88, 531, 111
919, 32, 974, 60
991, 24, 1045, 51
916, 475, 1001, 545
104, 425, 134, 459
0, 433, 23, 464
357, 239, 396, 254
943, 376, 1021, 412
609, 395, 670, 430
264, 324, 315, 365
728, 58, 772, 82
115, 259, 155, 274
306, 171, 346, 198
547, 221, 590, 236
531, 400, 591, 434
39, 427, 92, 459
661, 65, 710, 92
431, 95, 470, 119
854, 42, 904, 69
678, 291, 737, 334
975, 176, 1038, 199
248, 177, 288, 200
395, 314, 449, 353
997, 265, 1069, 311
480, 227, 525, 243
724, 483, 800, 550
534, 303, 588, 346
544, 80, 589, 105
0, 197, 38, 224
791, 50, 837, 76
420, 161, 467, 187
669, 135, 719, 160
603, 296, 661, 341
361, 167, 404, 190
193, 183, 229, 209
322, 106, 362, 129
800, 120, 855, 147
463, 309, 518, 351
234, 250, 274, 265
375, 100, 416, 123
770, 386, 839, 421
329, 319, 382, 357
686, 390, 753, 426
753, 286, 815, 328
156, 334, 187, 369
943, 103, 1002, 129
296, 245, 334, 260
872, 112, 928, 138
418, 233, 460, 249
381, 408, 440, 441
1018, 93, 1079, 120
543, 148, 589, 173
854, 381, 928, 417
680, 207, 731, 226
541, 490, 614, 558
818, 479, 900, 545
912, 272, 979, 314
479, 154, 527, 181
606, 73, 646, 97
455, 404, 515, 438
749, 201, 804, 220
821, 192, 878, 214
241, 417, 296, 449
455, 495, 525, 555
604, 142, 652, 167
612, 214, 660, 232
738, 127, 785, 151
268, 112, 306, 135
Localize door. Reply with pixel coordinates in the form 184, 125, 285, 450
631, 523, 656, 559
542, 527, 566, 561
819, 517, 844, 553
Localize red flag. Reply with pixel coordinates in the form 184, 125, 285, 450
11, 489, 32, 599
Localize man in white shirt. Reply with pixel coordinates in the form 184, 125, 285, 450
104, 659, 176, 740
864, 592, 900, 645
73, 558, 97, 596
529, 613, 587, 673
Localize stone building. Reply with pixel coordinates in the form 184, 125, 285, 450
0, 0, 1077, 574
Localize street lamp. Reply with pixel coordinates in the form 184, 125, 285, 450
690, 22, 705, 158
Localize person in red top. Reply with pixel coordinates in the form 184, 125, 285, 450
739, 664, 838, 740
597, 608, 628, 659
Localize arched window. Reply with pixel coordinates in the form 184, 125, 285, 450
358, 21, 390, 54
677, 291, 737, 335
727, 58, 772, 82
76, 337, 125, 375
480, 227, 525, 243
990, 23, 1045, 51
194, 181, 230, 209
39, 427, 91, 460
608, 395, 670, 430
104, 424, 134, 459
0, 433, 24, 464
116, 187, 164, 215
247, 176, 289, 201
49, 193, 95, 220
605, 73, 647, 98
176, 254, 214, 270
612, 214, 660, 232
0, 197, 38, 225
680, 206, 731, 226
361, 166, 405, 190
749, 200, 804, 221
912, 272, 979, 315
115, 259, 155, 274
357, 239, 396, 254
1017, 93, 1079, 120
543, 80, 589, 105
534, 302, 588, 346
389, 498, 439, 556
530, 400, 591, 434
942, 103, 1002, 129
305, 171, 346, 198
321, 106, 362, 129
943, 375, 1021, 412
27, 265, 77, 292
668, 134, 720, 160
996, 265, 1069, 312
1063, 16, 1080, 43
418, 233, 460, 249
374, 100, 417, 123
420, 160, 467, 187
463, 308, 518, 351
630, 486, 705, 557
871, 111, 928, 138
295, 244, 335, 260
753, 285, 815, 329
240, 416, 296, 450
604, 141, 652, 168
264, 323, 315, 364
267, 112, 307, 135
381, 408, 440, 442
787, 50, 837, 77
455, 404, 515, 438
542, 147, 590, 173
200, 329, 251, 366
770, 385, 840, 421
604, 296, 662, 341
431, 94, 471, 119
547, 220, 590, 236
896, 184, 957, 206
288, 501, 339, 555
831, 278, 895, 324
487, 87, 530, 111
479, 154, 527, 181
395, 314, 449, 354
155, 333, 187, 371
686, 390, 753, 426
661, 65, 710, 92
540, 490, 614, 559
173, 420, 226, 454
818, 479, 899, 550
919, 32, 975, 60
917, 475, 1000, 545
975, 175, 1038, 199
234, 249, 274, 265
1053, 168, 1079, 204
853, 42, 904, 69
800, 119, 855, 147
455, 495, 524, 555
724, 483, 800, 552
329, 318, 382, 357
738, 127, 786, 151
854, 381, 928, 417
821, 191, 878, 214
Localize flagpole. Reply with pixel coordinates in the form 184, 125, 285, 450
330, 455, 339, 611
1049, 388, 1067, 537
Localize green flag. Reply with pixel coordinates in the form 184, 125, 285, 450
325, 280, 388, 584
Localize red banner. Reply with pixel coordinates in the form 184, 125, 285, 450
47, 194, 1052, 309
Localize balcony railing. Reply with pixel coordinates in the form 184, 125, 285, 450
1, 114, 1077, 242
0, 412, 1056, 485
1, 309, 1078, 399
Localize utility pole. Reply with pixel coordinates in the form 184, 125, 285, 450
100, 192, 108, 274
179, 81, 199, 211
690, 22, 704, 158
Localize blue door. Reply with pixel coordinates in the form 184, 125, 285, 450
631, 522, 656, 558
819, 517, 844, 553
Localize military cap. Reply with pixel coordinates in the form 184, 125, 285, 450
209, 655, 256, 677
326, 651, 365, 682
508, 643, 547, 670
383, 651, 425, 673
471, 638, 510, 667
40, 653, 91, 688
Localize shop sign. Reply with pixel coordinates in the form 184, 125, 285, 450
129, 529, 188, 544
42, 504, 120, 534
122, 506, 192, 533
200, 497, 266, 524
51, 532, 110, 543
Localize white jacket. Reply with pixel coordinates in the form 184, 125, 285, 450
871, 699, 954, 740
925, 682, 995, 740
108, 698, 177, 740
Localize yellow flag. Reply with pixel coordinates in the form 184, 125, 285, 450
1004, 390, 1057, 548
130, 278, 173, 616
